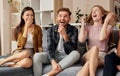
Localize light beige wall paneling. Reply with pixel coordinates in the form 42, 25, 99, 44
54, 0, 63, 24
1, 0, 11, 55
72, 0, 114, 23
0, 0, 2, 55
73, 0, 88, 23
63, 0, 73, 22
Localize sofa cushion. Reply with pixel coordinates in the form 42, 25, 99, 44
43, 64, 120, 76
42, 28, 47, 50
0, 55, 33, 76
43, 64, 82, 76
0, 67, 33, 76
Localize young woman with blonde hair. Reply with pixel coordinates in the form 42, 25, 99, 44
77, 5, 116, 76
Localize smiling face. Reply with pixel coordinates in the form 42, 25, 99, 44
56, 11, 71, 27
91, 6, 103, 22
22, 10, 34, 23
87, 5, 109, 25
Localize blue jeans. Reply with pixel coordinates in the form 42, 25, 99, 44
33, 51, 80, 76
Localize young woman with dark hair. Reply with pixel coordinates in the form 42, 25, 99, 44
0, 6, 42, 68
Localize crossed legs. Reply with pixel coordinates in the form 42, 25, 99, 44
76, 46, 99, 76
33, 51, 80, 76
47, 51, 80, 76
33, 52, 50, 76
0, 50, 32, 68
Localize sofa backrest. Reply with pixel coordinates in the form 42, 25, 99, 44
42, 28, 48, 51
42, 28, 120, 53
77, 29, 120, 59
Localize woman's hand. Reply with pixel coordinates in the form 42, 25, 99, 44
25, 17, 33, 29
117, 40, 120, 57
81, 16, 87, 26
104, 13, 116, 26
23, 17, 33, 37
78, 16, 87, 42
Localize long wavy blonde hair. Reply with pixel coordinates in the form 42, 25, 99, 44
86, 5, 117, 26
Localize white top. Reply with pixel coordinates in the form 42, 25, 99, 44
24, 32, 34, 48
56, 34, 65, 53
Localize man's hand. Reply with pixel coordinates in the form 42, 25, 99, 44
58, 25, 69, 42
117, 65, 120, 71
58, 25, 66, 36
51, 59, 61, 72
52, 63, 61, 72
48, 60, 61, 76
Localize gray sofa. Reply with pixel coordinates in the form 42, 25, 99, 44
0, 29, 119, 76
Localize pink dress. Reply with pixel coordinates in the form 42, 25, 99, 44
85, 25, 113, 52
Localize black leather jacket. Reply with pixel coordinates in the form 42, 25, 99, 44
47, 24, 78, 60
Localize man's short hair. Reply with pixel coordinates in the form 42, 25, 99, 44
57, 8, 72, 16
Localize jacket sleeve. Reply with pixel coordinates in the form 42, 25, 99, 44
37, 26, 43, 52
64, 27, 78, 54
47, 27, 56, 60
17, 33, 27, 49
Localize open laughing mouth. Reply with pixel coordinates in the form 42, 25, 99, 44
60, 21, 65, 25
93, 14, 97, 18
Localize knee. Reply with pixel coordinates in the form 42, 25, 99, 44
70, 51, 80, 59
33, 53, 43, 63
22, 51, 30, 58
91, 46, 99, 54
33, 53, 40, 60
92, 46, 99, 51
17, 58, 32, 68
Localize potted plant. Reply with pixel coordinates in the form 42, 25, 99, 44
75, 7, 84, 23
75, 7, 88, 23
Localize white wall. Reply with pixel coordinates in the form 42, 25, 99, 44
0, 0, 11, 55
63, 0, 114, 23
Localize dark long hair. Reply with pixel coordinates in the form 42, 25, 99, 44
14, 6, 36, 41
